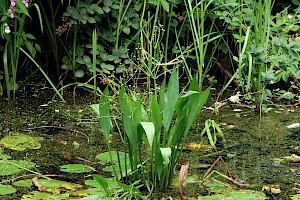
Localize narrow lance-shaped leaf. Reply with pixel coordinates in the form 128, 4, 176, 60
16, 0, 31, 17
163, 68, 179, 133
99, 87, 112, 142
150, 94, 162, 134
92, 174, 110, 196
140, 122, 155, 149
119, 87, 138, 148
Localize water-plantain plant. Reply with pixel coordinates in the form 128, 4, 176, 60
91, 68, 210, 191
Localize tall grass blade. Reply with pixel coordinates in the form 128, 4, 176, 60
20, 47, 65, 102
32, 3, 43, 33
3, 42, 10, 98
92, 29, 97, 100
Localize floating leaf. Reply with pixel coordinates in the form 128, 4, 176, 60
0, 133, 44, 151
21, 191, 70, 199
0, 160, 35, 176
0, 185, 17, 195
70, 188, 107, 197
95, 151, 128, 163
33, 178, 81, 194
13, 179, 33, 187
85, 178, 118, 190
198, 182, 267, 200
60, 164, 92, 173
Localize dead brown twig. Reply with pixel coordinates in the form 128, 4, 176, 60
203, 156, 241, 187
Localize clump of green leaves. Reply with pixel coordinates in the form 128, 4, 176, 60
200, 119, 226, 150
91, 68, 210, 190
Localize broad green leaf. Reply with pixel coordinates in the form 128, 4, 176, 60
134, 2, 143, 11
60, 164, 92, 173
104, 64, 115, 70
99, 87, 112, 142
123, 26, 130, 35
87, 17, 96, 23
160, 0, 170, 12
103, 0, 113, 7
25, 41, 36, 58
83, 55, 91, 63
0, 185, 17, 195
160, 147, 171, 166
140, 122, 155, 148
148, 0, 158, 5
13, 179, 33, 187
35, 44, 41, 52
25, 33, 36, 40
102, 6, 111, 13
75, 69, 85, 78
65, 6, 79, 18
92, 5, 104, 14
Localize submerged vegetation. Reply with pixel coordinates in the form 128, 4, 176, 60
0, 0, 299, 199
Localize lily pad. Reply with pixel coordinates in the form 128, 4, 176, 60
60, 164, 93, 173
96, 151, 131, 176
0, 160, 35, 176
33, 178, 81, 194
21, 191, 69, 199
0, 153, 12, 160
0, 185, 17, 195
0, 133, 44, 151
199, 182, 267, 200
85, 178, 118, 189
13, 179, 33, 187
198, 190, 267, 200
69, 187, 107, 198
95, 151, 128, 163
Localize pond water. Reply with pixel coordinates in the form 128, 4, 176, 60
0, 88, 299, 199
